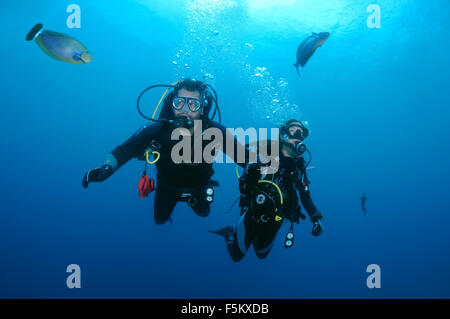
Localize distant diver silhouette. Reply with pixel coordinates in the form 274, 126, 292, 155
360, 193, 367, 215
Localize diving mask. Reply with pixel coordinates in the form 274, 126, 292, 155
281, 123, 308, 141
172, 96, 202, 112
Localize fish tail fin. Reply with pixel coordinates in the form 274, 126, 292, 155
293, 64, 300, 76
26, 23, 43, 41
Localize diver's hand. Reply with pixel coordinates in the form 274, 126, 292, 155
82, 164, 114, 189
311, 220, 323, 237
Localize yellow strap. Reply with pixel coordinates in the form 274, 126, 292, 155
236, 164, 283, 205
146, 150, 160, 164
151, 81, 179, 120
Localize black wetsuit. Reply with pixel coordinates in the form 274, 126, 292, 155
111, 120, 238, 224
225, 154, 322, 261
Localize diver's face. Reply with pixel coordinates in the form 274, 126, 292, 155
281, 123, 304, 158
287, 124, 305, 140
283, 123, 304, 145
173, 88, 204, 120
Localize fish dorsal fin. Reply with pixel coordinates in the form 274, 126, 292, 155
42, 29, 73, 39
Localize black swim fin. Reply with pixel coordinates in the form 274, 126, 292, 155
293, 63, 300, 76
209, 226, 234, 243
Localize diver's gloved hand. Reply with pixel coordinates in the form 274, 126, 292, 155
311, 220, 323, 237
82, 164, 114, 189
310, 211, 324, 237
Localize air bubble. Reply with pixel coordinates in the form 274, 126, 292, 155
203, 73, 215, 80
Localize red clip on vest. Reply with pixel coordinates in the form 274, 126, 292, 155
138, 175, 155, 198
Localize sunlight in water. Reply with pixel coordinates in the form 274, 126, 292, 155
136, 0, 238, 14
245, 0, 357, 34
244, 0, 410, 36
186, 0, 238, 14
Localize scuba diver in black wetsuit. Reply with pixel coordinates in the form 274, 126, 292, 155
209, 119, 324, 261
81, 78, 247, 224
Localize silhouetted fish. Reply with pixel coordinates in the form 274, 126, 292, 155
360, 193, 367, 215
26, 23, 92, 64
294, 32, 330, 76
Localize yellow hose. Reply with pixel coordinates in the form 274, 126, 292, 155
145, 81, 178, 166
235, 164, 241, 179
151, 81, 179, 120
235, 164, 283, 205
257, 180, 284, 205
146, 150, 160, 164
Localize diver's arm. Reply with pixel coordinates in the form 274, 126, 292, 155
82, 122, 163, 188
295, 159, 322, 222
212, 122, 252, 167
294, 157, 323, 236
239, 163, 261, 194
296, 180, 322, 222
238, 163, 261, 209
109, 122, 164, 170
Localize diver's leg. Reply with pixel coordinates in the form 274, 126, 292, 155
253, 221, 283, 259
153, 180, 178, 225
189, 196, 210, 218
187, 182, 216, 218
231, 211, 254, 261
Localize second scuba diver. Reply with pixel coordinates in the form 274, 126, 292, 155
82, 79, 247, 224
209, 119, 324, 261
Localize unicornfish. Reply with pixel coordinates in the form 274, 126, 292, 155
26, 23, 93, 64
293, 32, 329, 76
